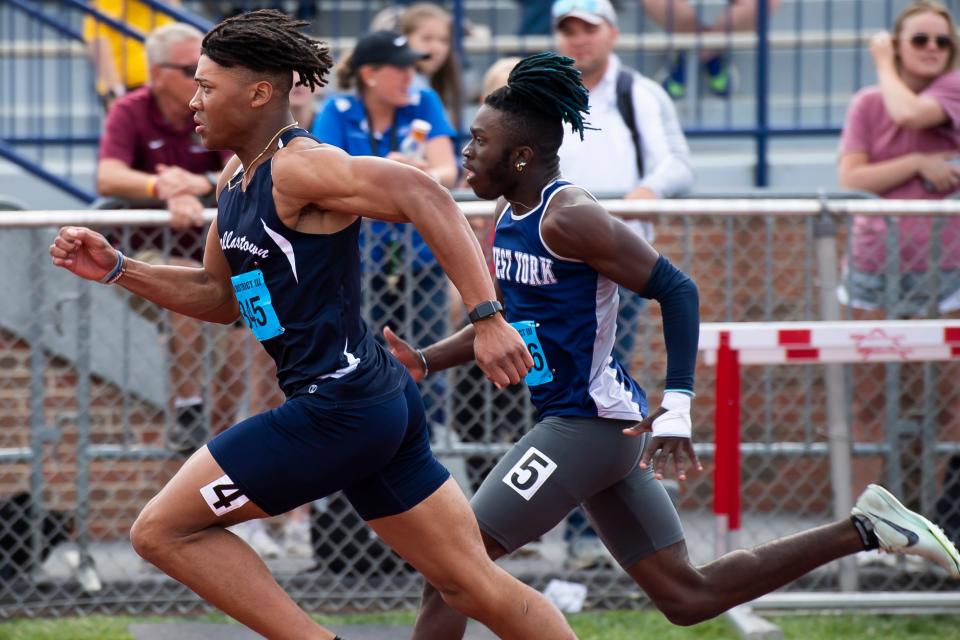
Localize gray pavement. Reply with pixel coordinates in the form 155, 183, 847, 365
129, 621, 497, 639
42, 510, 830, 585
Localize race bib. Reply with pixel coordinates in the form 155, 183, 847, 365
231, 269, 284, 341
511, 320, 553, 386
502, 446, 558, 501
200, 473, 250, 517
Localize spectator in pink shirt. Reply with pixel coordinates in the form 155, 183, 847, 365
839, 0, 960, 317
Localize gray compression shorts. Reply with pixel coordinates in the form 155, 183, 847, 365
471, 415, 685, 568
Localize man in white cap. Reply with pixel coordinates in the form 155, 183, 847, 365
551, 0, 695, 568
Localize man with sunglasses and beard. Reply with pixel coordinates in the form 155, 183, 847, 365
96, 22, 235, 456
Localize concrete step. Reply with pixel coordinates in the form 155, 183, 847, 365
688, 135, 841, 192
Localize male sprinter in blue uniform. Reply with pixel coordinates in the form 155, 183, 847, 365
383, 53, 960, 638
48, 12, 576, 640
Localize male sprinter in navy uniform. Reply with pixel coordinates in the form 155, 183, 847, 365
382, 53, 960, 638
49, 11, 576, 640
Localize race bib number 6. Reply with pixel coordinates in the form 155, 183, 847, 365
510, 320, 553, 386
231, 269, 284, 341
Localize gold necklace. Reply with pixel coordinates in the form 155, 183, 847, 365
244, 121, 299, 173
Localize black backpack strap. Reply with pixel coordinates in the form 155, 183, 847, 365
615, 68, 644, 178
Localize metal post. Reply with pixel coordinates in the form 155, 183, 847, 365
921, 217, 944, 515
28, 229, 46, 581
754, 0, 770, 186
75, 279, 95, 580
451, 0, 466, 132
883, 218, 904, 498
814, 199, 857, 591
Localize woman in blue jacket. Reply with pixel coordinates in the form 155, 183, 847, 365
312, 30, 458, 429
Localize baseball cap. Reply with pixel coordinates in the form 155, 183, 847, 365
351, 30, 428, 68
551, 0, 618, 28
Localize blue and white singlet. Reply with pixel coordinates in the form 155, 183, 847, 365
216, 127, 404, 401
493, 179, 647, 420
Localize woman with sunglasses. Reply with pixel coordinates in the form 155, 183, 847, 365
839, 0, 960, 317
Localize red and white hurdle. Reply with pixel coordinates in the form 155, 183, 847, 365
698, 319, 960, 566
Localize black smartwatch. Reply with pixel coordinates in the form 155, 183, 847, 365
467, 300, 503, 324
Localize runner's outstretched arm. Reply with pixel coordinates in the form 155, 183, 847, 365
273, 145, 533, 387
49, 220, 239, 324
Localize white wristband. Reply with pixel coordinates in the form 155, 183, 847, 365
652, 390, 692, 439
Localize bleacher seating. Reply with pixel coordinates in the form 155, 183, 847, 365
0, 0, 926, 207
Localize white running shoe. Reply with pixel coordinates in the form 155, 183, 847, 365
852, 484, 960, 578
564, 537, 614, 571
230, 521, 282, 559
282, 518, 314, 559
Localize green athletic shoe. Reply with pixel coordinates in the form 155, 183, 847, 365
663, 77, 685, 100
703, 55, 732, 97
661, 54, 686, 100
852, 483, 960, 578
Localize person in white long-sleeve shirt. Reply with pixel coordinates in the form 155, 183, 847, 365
557, 52, 693, 242
552, 0, 694, 569
554, 0, 694, 368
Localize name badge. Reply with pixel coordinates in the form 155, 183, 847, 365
510, 320, 553, 387
231, 269, 284, 341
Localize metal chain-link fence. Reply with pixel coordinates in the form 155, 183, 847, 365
2, 200, 959, 619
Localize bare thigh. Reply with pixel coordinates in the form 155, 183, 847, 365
367, 478, 496, 588
135, 446, 269, 535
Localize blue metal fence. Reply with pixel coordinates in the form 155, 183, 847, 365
0, 0, 941, 199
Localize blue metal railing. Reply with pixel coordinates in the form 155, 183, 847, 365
1, 0, 211, 204
7, 0, 83, 40
0, 140, 96, 203
755, 0, 771, 186
0, 0, 932, 204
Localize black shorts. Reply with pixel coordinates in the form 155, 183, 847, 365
207, 375, 449, 520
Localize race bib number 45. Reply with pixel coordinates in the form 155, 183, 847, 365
510, 320, 553, 386
231, 269, 284, 341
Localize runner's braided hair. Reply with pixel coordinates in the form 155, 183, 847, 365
202, 9, 332, 92
485, 52, 590, 145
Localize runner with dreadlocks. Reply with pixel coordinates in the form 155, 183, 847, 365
382, 52, 960, 638
49, 12, 577, 640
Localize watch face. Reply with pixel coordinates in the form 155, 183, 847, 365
470, 301, 501, 322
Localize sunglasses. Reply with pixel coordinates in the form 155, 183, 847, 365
159, 63, 198, 78
909, 33, 953, 50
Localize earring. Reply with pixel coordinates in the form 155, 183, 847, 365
516, 160, 527, 173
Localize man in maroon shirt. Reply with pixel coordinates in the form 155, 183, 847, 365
97, 22, 232, 454
97, 22, 227, 242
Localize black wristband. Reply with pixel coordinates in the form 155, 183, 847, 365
467, 300, 503, 323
